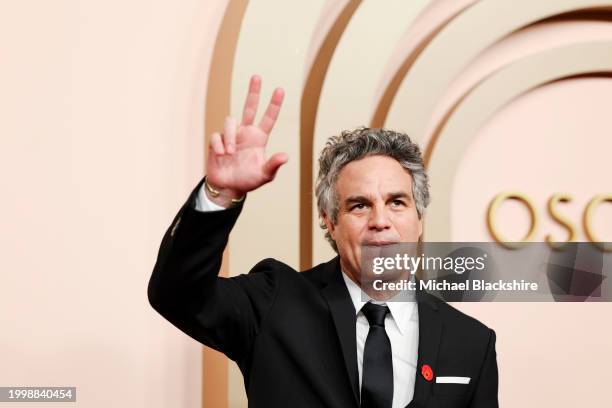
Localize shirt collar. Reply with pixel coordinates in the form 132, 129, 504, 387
341, 270, 416, 335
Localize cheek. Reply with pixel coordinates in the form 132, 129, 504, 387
336, 216, 367, 243
394, 213, 422, 237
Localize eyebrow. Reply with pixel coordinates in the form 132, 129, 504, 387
388, 191, 412, 201
344, 195, 371, 206
343, 191, 412, 206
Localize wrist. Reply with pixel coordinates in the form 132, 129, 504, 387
204, 177, 246, 208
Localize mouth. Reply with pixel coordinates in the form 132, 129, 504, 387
363, 241, 398, 247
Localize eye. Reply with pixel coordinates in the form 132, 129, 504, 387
351, 203, 367, 211
391, 199, 405, 207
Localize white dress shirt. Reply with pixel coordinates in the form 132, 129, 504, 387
195, 185, 420, 407
195, 184, 227, 211
341, 272, 419, 408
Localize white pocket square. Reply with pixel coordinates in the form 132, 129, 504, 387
435, 376, 470, 384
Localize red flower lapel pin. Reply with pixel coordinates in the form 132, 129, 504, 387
421, 364, 434, 382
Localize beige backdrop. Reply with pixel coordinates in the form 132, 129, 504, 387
1, 0, 610, 407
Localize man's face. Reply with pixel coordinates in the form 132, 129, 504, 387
323, 155, 423, 283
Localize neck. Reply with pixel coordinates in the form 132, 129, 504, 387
340, 257, 411, 301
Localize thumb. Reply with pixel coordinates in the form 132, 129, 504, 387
262, 152, 288, 182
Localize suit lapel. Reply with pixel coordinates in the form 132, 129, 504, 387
407, 286, 442, 408
320, 257, 361, 407
318, 259, 443, 408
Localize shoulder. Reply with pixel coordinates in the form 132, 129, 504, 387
249, 257, 297, 274
242, 258, 297, 285
424, 292, 495, 341
247, 257, 335, 289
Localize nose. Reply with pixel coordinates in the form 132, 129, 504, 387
368, 205, 392, 231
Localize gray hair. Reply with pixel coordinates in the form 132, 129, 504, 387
315, 127, 430, 252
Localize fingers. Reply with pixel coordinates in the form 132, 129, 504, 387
224, 117, 237, 154
210, 117, 237, 156
262, 152, 289, 181
241, 75, 261, 126
241, 74, 284, 134
258, 87, 284, 135
210, 132, 225, 155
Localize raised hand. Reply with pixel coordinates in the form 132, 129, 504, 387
205, 75, 288, 207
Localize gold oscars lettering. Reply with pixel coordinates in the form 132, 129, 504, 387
487, 192, 612, 252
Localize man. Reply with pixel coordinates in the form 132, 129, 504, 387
148, 75, 498, 408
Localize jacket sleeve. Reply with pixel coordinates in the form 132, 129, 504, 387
468, 329, 499, 407
147, 177, 280, 363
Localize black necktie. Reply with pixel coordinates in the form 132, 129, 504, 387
361, 302, 393, 408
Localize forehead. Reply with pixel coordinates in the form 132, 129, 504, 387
335, 155, 413, 196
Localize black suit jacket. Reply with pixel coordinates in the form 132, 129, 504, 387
148, 178, 499, 407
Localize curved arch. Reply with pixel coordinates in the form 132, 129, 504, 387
203, 1, 250, 407
370, 0, 478, 127
299, 0, 360, 269
422, 13, 612, 158
382, 0, 612, 139
423, 42, 612, 240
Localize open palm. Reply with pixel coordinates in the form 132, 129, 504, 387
205, 75, 288, 196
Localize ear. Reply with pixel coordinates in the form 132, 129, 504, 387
322, 212, 336, 239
